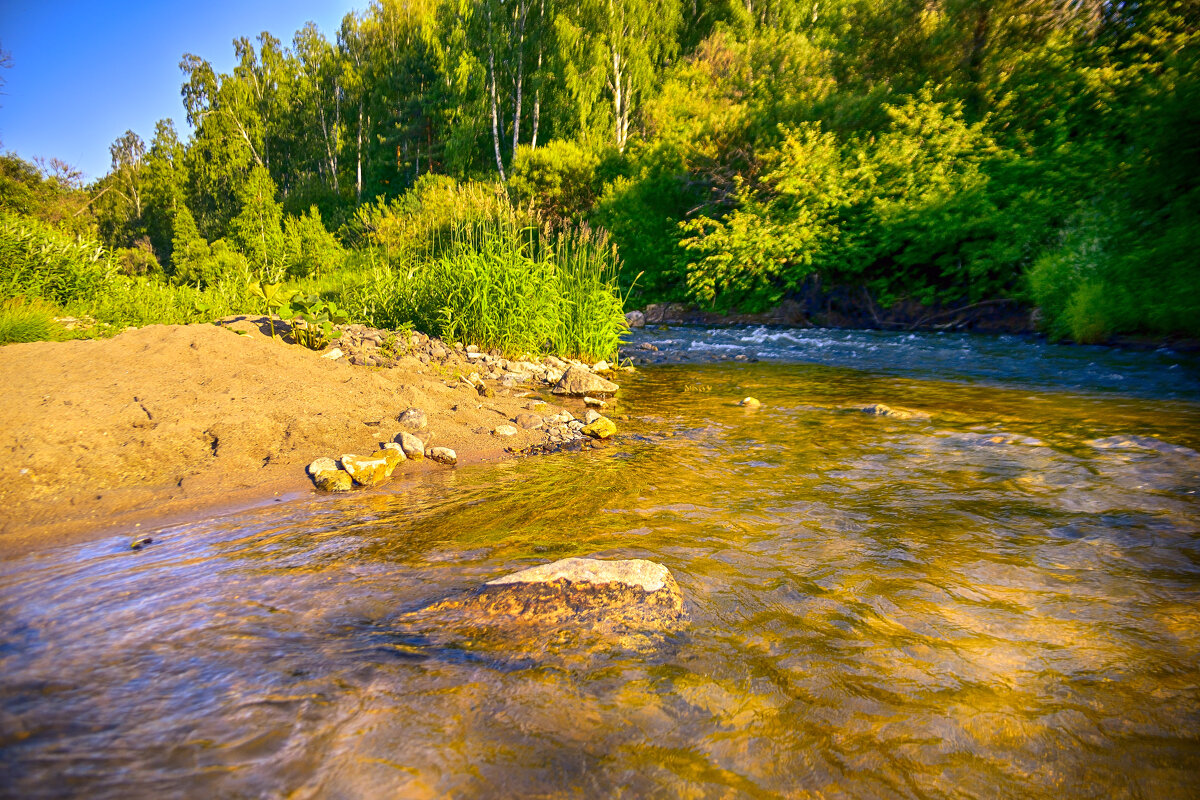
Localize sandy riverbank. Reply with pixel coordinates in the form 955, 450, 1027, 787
0, 320, 610, 558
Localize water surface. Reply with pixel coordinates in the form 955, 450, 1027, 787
3, 329, 1199, 798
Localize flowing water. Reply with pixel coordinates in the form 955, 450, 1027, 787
3, 328, 1200, 799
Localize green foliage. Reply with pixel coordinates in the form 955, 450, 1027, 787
280, 294, 349, 350
282, 206, 345, 279
115, 237, 162, 277
343, 188, 627, 360
0, 297, 58, 345
230, 166, 286, 281
508, 141, 602, 222
0, 210, 115, 306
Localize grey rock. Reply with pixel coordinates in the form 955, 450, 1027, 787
307, 457, 339, 476
397, 431, 425, 459
398, 407, 428, 430
514, 412, 544, 430
625, 310, 645, 328
552, 365, 619, 397
584, 409, 602, 424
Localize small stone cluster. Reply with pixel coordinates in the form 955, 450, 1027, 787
306, 406, 456, 492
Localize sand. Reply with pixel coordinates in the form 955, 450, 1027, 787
0, 321, 572, 558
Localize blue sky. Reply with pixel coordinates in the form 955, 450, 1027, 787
0, 1, 359, 182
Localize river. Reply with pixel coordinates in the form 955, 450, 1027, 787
2, 327, 1199, 798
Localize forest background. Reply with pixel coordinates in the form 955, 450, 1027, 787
1, 0, 1197, 350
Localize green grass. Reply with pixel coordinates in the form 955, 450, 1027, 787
0, 297, 58, 345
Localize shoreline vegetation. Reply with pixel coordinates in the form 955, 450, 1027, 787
1, 1, 1196, 352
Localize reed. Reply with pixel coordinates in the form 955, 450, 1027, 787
347, 181, 628, 360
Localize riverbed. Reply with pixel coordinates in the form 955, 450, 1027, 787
2, 327, 1198, 798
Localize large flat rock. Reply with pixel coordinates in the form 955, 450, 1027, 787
425, 557, 686, 632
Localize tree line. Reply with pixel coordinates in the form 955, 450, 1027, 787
13, 0, 1200, 341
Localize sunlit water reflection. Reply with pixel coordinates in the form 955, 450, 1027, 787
3, 330, 1199, 798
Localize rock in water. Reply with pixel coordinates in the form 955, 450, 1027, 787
581, 416, 617, 439
860, 403, 925, 420
397, 407, 428, 431
551, 365, 619, 397
340, 453, 392, 486
377, 447, 405, 475
427, 446, 457, 465
625, 310, 646, 329
313, 469, 353, 492
397, 432, 425, 459
738, 397, 761, 407
466, 557, 685, 629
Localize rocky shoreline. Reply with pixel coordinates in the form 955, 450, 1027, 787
0, 319, 629, 557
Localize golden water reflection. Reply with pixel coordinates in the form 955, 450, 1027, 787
2, 360, 1199, 798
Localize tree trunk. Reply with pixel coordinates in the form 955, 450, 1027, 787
356, 101, 364, 202
488, 23, 507, 182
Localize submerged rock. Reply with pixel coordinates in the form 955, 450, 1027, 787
551, 365, 619, 397
443, 557, 686, 630
860, 403, 926, 420
738, 397, 761, 407
1088, 435, 1198, 457
581, 416, 617, 439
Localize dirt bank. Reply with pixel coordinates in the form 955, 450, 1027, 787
0, 321, 608, 558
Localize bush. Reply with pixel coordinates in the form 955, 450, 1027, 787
283, 207, 345, 279
509, 141, 602, 223
0, 297, 58, 345
342, 187, 628, 360
0, 210, 114, 305
115, 237, 163, 276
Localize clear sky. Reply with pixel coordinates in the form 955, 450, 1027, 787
0, 1, 359, 182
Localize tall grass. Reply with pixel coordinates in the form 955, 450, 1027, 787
0, 297, 57, 345
0, 211, 115, 305
345, 190, 628, 361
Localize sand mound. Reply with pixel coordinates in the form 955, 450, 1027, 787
0, 323, 558, 555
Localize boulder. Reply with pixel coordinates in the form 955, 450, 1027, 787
551, 365, 619, 397
581, 416, 617, 439
377, 447, 405, 474
397, 432, 425, 459
625, 310, 646, 329
427, 446, 457, 465
464, 557, 686, 629
584, 409, 602, 425
397, 407, 428, 431
340, 453, 392, 486
307, 457, 339, 476
313, 469, 353, 492
514, 412, 544, 430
